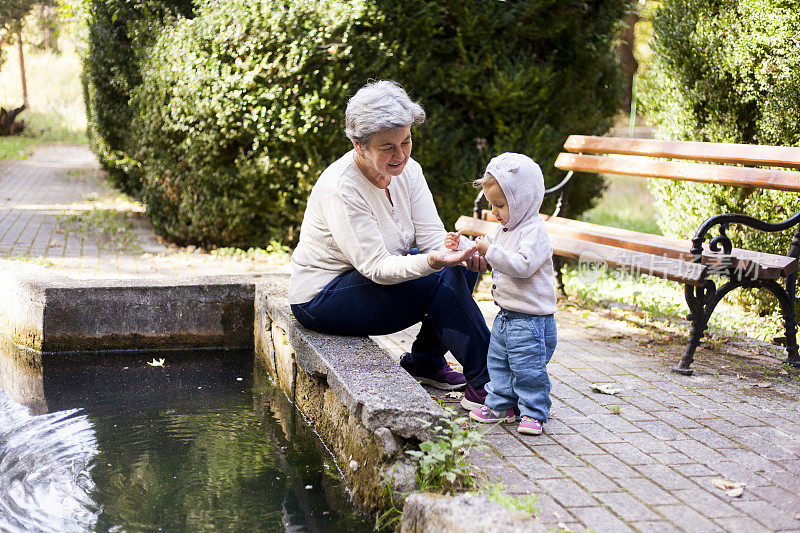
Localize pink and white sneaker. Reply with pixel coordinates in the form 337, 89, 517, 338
518, 416, 543, 435
469, 405, 516, 424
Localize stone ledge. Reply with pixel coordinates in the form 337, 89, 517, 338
0, 263, 256, 352
256, 275, 444, 441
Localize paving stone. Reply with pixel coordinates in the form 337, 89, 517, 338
614, 476, 680, 505
587, 413, 642, 433
511, 455, 563, 479
709, 409, 767, 427
567, 422, 625, 444
535, 477, 599, 508
598, 442, 655, 466
732, 500, 800, 531
636, 464, 696, 490
650, 452, 695, 466
569, 507, 636, 533
594, 491, 660, 521
583, 454, 642, 479
760, 469, 800, 495
559, 466, 620, 493
700, 459, 773, 488
711, 516, 772, 533
748, 485, 800, 515
635, 420, 689, 441
674, 462, 716, 477
655, 505, 725, 532
549, 433, 605, 455
628, 521, 685, 533
670, 487, 741, 518
534, 492, 577, 525
733, 433, 797, 460
618, 404, 658, 422
670, 440, 727, 463
683, 427, 738, 449
531, 445, 586, 467
487, 433, 537, 456
722, 449, 785, 473
620, 432, 676, 454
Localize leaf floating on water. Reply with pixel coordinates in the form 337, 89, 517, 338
590, 383, 623, 395
147, 358, 165, 367
446, 392, 463, 399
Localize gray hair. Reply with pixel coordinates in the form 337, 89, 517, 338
345, 80, 426, 146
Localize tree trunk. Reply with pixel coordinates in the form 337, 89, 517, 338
617, 12, 640, 111
16, 31, 28, 107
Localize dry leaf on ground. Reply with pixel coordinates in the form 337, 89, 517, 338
445, 392, 463, 399
590, 383, 623, 395
726, 487, 744, 497
147, 358, 165, 367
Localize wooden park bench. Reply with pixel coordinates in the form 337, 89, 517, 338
456, 135, 800, 375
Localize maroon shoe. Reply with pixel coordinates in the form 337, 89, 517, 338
460, 383, 487, 410
400, 353, 466, 391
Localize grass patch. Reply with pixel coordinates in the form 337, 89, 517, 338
580, 173, 662, 235
0, 33, 87, 159
0, 110, 88, 159
56, 208, 140, 253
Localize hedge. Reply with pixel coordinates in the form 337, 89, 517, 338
639, 0, 800, 312
89, 0, 631, 247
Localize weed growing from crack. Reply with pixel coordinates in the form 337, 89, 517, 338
406, 405, 485, 493
56, 208, 140, 252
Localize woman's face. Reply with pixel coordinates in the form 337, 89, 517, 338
353, 126, 412, 188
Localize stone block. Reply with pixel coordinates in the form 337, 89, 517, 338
271, 324, 296, 397
400, 492, 547, 533
257, 276, 443, 441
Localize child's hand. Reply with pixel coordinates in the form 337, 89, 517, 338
444, 230, 463, 251
476, 236, 490, 255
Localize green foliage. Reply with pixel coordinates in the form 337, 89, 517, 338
405, 406, 484, 493
81, 0, 194, 197
639, 0, 800, 313
86, 0, 630, 247
482, 482, 540, 516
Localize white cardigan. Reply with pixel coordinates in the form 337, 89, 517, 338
289, 151, 448, 304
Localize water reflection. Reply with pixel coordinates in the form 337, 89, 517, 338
0, 349, 371, 532
0, 390, 99, 532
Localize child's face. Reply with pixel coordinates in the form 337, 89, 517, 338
483, 178, 509, 226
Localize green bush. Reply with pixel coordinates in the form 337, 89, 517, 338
98, 0, 630, 247
82, 0, 194, 197
640, 0, 800, 312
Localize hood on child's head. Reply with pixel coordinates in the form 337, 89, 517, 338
484, 152, 544, 231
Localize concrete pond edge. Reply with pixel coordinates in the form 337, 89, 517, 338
0, 264, 543, 529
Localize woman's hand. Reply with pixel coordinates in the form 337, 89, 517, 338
462, 251, 488, 273
427, 245, 477, 269
444, 230, 463, 251
475, 236, 490, 255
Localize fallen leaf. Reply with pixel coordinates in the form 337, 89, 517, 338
755, 382, 772, 388
147, 358, 165, 367
726, 487, 744, 497
711, 478, 737, 490
445, 391, 463, 399
590, 383, 623, 395
780, 369, 790, 375
736, 374, 745, 379
794, 512, 800, 520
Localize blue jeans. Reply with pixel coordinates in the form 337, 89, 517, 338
484, 310, 557, 422
290, 266, 490, 387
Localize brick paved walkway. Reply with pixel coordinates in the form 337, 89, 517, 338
4, 145, 800, 532
0, 144, 289, 278
376, 304, 800, 533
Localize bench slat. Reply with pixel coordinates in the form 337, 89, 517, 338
564, 135, 800, 169
554, 153, 800, 192
543, 216, 797, 279
454, 215, 797, 280
549, 235, 708, 286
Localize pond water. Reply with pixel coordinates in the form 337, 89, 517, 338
0, 348, 373, 532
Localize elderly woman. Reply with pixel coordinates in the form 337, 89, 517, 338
288, 80, 490, 407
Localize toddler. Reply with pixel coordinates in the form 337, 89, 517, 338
445, 152, 557, 435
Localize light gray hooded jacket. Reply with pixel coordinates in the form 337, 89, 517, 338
483, 153, 557, 316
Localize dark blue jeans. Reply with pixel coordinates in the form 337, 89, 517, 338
290, 266, 490, 387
